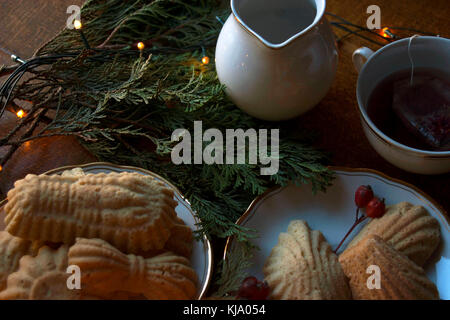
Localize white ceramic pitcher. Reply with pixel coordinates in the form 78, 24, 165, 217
215, 0, 338, 121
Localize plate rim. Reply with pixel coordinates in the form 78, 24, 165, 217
223, 166, 449, 260
0, 161, 213, 300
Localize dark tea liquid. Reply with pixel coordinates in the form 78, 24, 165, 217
367, 68, 450, 151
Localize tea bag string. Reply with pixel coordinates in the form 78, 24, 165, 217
408, 35, 420, 86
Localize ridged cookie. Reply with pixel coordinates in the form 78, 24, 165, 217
68, 238, 198, 300
61, 167, 85, 177
143, 217, 193, 258
0, 231, 42, 291
0, 245, 84, 300
339, 235, 439, 300
346, 202, 441, 266
263, 220, 352, 300
5, 172, 179, 254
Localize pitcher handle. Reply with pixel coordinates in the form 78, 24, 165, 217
352, 47, 375, 73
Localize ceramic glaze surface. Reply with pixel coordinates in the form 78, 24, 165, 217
234, 0, 317, 46
215, 0, 338, 120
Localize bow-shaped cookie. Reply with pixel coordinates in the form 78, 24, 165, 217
68, 238, 198, 300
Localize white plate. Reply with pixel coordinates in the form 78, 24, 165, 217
225, 167, 450, 300
0, 162, 213, 299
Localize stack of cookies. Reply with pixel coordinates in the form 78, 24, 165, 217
0, 169, 198, 300
263, 202, 441, 300
338, 202, 441, 300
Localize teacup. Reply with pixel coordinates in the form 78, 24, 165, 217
353, 36, 450, 175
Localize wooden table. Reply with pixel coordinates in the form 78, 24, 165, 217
1, 0, 449, 212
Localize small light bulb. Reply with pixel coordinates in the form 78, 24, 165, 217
202, 56, 210, 65
381, 27, 392, 38
16, 110, 25, 118
137, 42, 145, 50
74, 20, 82, 30
0, 165, 2, 172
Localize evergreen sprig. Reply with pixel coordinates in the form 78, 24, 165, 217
213, 242, 255, 298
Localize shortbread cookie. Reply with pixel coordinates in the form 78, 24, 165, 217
61, 167, 85, 177
5, 172, 179, 253
68, 238, 198, 300
263, 220, 352, 300
0, 245, 84, 300
0, 231, 42, 291
346, 202, 441, 266
339, 235, 439, 300
163, 217, 193, 258
138, 217, 193, 259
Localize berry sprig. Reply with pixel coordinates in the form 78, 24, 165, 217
237, 276, 270, 300
333, 185, 386, 253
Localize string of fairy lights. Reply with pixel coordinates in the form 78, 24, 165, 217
0, 15, 439, 172
325, 12, 438, 46
0, 18, 216, 171
0, 18, 212, 122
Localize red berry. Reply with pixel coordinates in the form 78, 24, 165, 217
237, 277, 270, 300
248, 281, 270, 300
366, 197, 385, 218
237, 276, 258, 298
355, 185, 374, 208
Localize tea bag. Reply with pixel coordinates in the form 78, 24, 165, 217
392, 37, 450, 150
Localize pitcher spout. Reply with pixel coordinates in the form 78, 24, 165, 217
231, 0, 326, 49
